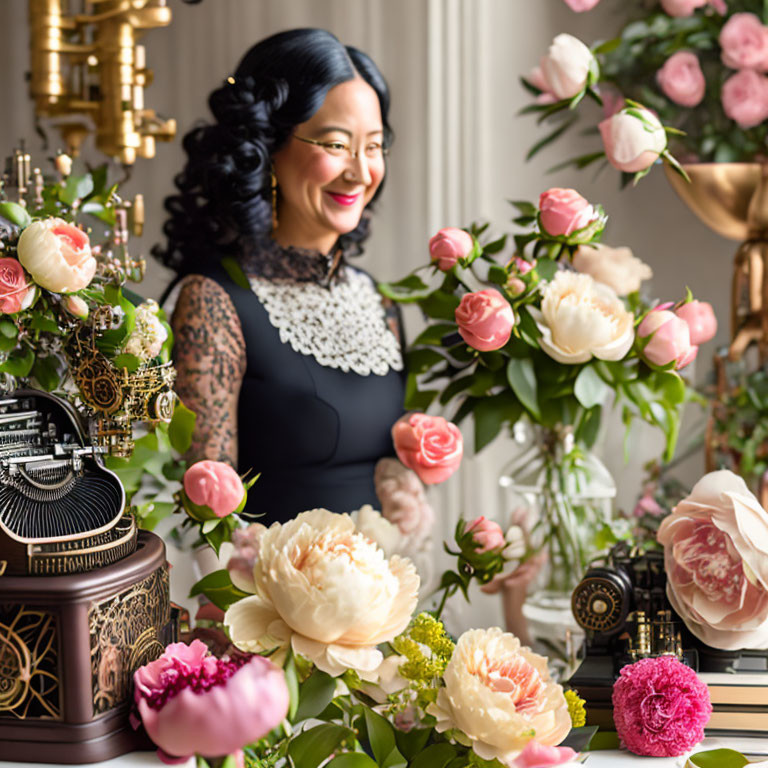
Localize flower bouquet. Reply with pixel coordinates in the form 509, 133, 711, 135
522, 1, 768, 180
379, 186, 715, 593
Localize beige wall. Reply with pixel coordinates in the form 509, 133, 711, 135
0, 0, 731, 627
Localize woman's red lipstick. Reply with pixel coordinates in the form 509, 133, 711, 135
326, 191, 360, 206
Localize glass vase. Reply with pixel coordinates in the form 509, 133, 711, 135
498, 424, 616, 668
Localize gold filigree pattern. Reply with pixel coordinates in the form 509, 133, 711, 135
89, 566, 170, 716
0, 605, 60, 720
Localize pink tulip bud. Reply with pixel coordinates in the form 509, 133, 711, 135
638, 308, 696, 370
429, 227, 474, 271
466, 516, 506, 553
675, 300, 717, 345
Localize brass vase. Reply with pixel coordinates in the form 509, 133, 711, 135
665, 162, 768, 361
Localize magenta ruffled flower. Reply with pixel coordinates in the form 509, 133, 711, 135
612, 656, 711, 757
133, 640, 289, 763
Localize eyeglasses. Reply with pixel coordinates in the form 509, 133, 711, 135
292, 134, 389, 160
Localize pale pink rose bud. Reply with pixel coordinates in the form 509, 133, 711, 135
675, 300, 717, 345
538, 188, 597, 237
455, 289, 515, 351
183, 460, 245, 519
512, 741, 579, 768
539, 34, 595, 100
466, 516, 506, 553
638, 308, 696, 369
429, 227, 474, 271
599, 107, 667, 173
633, 491, 666, 519
563, 0, 601, 10
721, 69, 768, 127
506, 277, 526, 297
54, 154, 73, 177
514, 256, 535, 274
392, 413, 463, 485
527, 66, 557, 105
63, 294, 89, 320
660, 0, 707, 16
657, 52, 706, 107
720, 13, 768, 71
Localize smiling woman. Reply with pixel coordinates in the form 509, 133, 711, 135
154, 29, 414, 524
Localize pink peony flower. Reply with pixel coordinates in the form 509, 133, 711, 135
638, 307, 697, 370
512, 741, 579, 767
612, 656, 711, 757
562, 0, 600, 10
657, 52, 706, 107
133, 640, 289, 763
660, 0, 707, 16
392, 413, 463, 485
538, 188, 597, 237
657, 470, 768, 650
721, 69, 768, 128
429, 227, 474, 271
720, 13, 768, 71
183, 460, 245, 520
466, 516, 506, 553
0, 258, 35, 314
675, 300, 717, 345
455, 289, 516, 351
374, 457, 434, 543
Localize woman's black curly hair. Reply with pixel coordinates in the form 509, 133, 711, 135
154, 28, 393, 275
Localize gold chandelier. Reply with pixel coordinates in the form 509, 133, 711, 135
28, 0, 176, 165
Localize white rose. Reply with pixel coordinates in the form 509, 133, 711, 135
224, 509, 419, 677
17, 218, 96, 293
572, 243, 653, 296
599, 107, 667, 173
429, 628, 571, 766
351, 504, 404, 559
539, 33, 595, 100
531, 271, 635, 364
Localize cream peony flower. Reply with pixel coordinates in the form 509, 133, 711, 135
531, 271, 634, 364
429, 628, 571, 766
17, 218, 96, 293
572, 243, 652, 296
350, 504, 404, 559
224, 509, 419, 677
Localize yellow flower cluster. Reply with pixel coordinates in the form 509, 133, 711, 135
392, 613, 455, 683
565, 689, 586, 728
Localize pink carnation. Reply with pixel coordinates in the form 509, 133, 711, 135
612, 656, 711, 757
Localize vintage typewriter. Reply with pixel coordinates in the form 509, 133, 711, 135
0, 389, 134, 576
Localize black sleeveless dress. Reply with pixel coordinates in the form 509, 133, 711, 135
197, 238, 407, 523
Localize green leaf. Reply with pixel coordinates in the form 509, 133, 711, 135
168, 398, 197, 454
574, 365, 610, 409
287, 724, 355, 768
487, 265, 508, 285
0, 201, 31, 228
526, 115, 578, 160
516, 307, 542, 347
133, 501, 175, 531
285, 653, 300, 721
420, 290, 461, 320
0, 320, 18, 338
483, 235, 507, 255
29, 314, 61, 333
378, 274, 432, 303
294, 670, 337, 721
507, 357, 540, 419
687, 749, 749, 768
474, 391, 522, 452
325, 755, 379, 768
394, 727, 431, 761
364, 708, 398, 766
221, 256, 251, 290
412, 323, 457, 346
655, 370, 686, 405
409, 743, 458, 768
404, 372, 438, 411
61, 173, 94, 206
188, 569, 249, 611
0, 345, 34, 377
31, 355, 60, 392
112, 353, 143, 372
406, 348, 446, 374
575, 405, 602, 448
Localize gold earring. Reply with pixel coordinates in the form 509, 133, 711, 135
271, 169, 278, 230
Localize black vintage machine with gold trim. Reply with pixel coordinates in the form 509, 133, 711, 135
0, 390, 175, 764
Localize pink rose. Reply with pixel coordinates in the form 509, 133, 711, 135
657, 52, 706, 107
466, 516, 506, 553
660, 0, 707, 16
455, 289, 515, 352
657, 470, 768, 650
721, 69, 768, 128
538, 188, 597, 237
134, 641, 289, 762
720, 13, 768, 71
429, 227, 474, 271
675, 300, 717, 345
375, 457, 434, 543
0, 258, 35, 314
599, 107, 667, 173
392, 413, 463, 485
183, 460, 245, 519
633, 491, 666, 519
562, 0, 600, 10
638, 307, 697, 369
63, 294, 89, 320
512, 741, 579, 767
